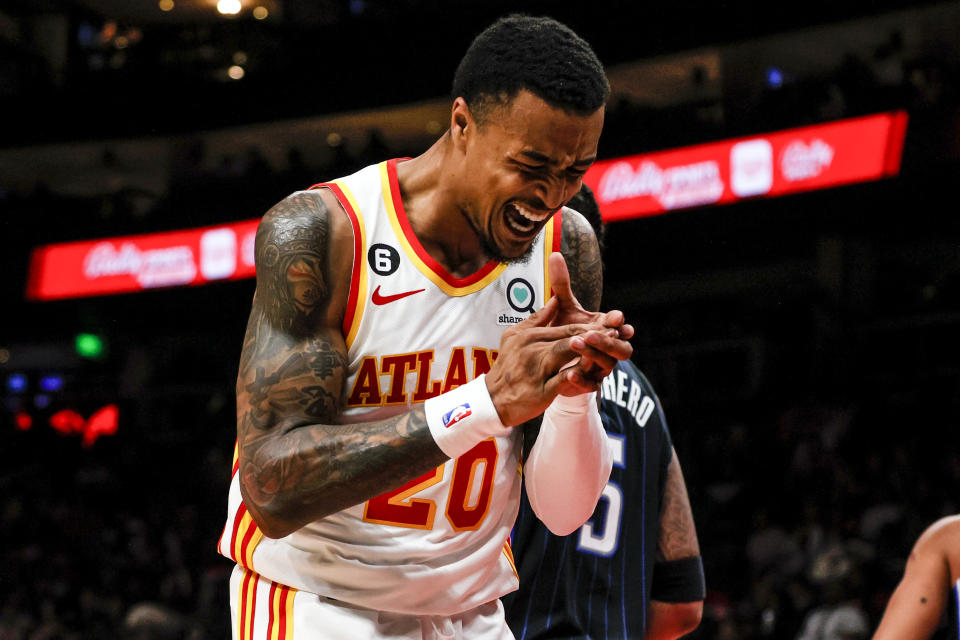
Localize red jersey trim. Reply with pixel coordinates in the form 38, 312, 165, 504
384, 158, 502, 289
309, 182, 366, 341
551, 207, 564, 253
238, 568, 258, 640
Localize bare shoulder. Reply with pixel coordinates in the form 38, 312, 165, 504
558, 206, 602, 312
916, 515, 960, 555
905, 515, 960, 586
257, 189, 350, 261
253, 189, 353, 335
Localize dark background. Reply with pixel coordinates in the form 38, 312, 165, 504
2, 0, 960, 637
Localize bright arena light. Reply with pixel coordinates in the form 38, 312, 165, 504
217, 0, 242, 15
158, 0, 174, 11
227, 65, 245, 80
253, 6, 269, 19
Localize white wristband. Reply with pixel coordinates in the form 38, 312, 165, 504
424, 375, 509, 459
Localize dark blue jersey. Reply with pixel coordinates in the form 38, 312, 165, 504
504, 359, 673, 639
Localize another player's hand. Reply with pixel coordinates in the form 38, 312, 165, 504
485, 298, 615, 426
547, 252, 633, 392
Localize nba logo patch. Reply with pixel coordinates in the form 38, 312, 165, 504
443, 403, 472, 428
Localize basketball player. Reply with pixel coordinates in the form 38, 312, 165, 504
218, 15, 634, 640
503, 185, 705, 640
873, 515, 960, 640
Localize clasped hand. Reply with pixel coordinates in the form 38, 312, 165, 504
485, 253, 634, 426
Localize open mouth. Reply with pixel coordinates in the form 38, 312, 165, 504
504, 202, 551, 237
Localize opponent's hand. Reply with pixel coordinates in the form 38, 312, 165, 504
484, 297, 615, 426
547, 252, 633, 390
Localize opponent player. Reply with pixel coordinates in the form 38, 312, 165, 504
873, 515, 960, 640
503, 185, 705, 640
218, 15, 633, 639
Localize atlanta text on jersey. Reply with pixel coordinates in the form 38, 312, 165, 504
348, 347, 499, 407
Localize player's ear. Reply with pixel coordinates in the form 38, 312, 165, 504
450, 97, 473, 150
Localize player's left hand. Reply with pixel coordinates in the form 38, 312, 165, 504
547, 252, 633, 392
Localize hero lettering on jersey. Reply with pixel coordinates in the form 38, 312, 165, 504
347, 347, 498, 407
601, 367, 655, 427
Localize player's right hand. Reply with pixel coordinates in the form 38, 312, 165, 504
544, 252, 633, 389
484, 296, 615, 426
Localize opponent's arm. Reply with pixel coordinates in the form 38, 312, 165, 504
239, 191, 605, 538
647, 602, 703, 640
872, 518, 956, 640
656, 450, 701, 561
646, 449, 705, 640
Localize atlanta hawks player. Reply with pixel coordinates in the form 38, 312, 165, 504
218, 15, 632, 640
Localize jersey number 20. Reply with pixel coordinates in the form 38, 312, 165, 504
363, 439, 498, 531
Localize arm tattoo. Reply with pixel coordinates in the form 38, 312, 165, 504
256, 193, 330, 335
235, 192, 447, 535
239, 401, 442, 517
657, 450, 701, 561
560, 210, 603, 312
243, 337, 346, 430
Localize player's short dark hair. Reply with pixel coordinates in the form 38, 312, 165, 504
452, 14, 609, 123
567, 183, 605, 257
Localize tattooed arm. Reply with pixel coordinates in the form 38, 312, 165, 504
656, 450, 700, 562
646, 449, 704, 640
559, 205, 604, 314
237, 189, 448, 539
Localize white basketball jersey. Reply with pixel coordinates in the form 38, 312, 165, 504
219, 159, 563, 616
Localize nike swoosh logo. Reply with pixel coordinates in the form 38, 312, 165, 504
371, 285, 425, 305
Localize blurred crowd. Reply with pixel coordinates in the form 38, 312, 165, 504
678, 377, 960, 639
0, 393, 236, 640
3, 332, 959, 639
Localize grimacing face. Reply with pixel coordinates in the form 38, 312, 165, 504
458, 90, 604, 262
